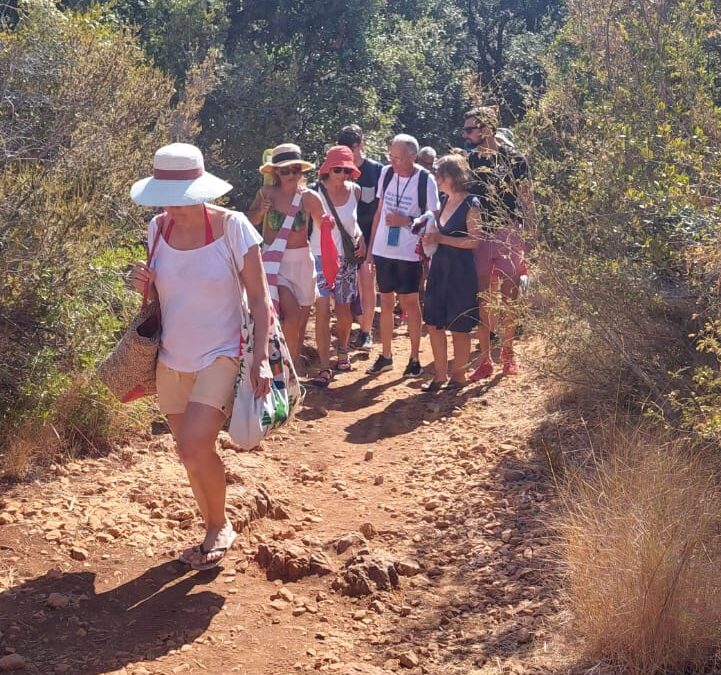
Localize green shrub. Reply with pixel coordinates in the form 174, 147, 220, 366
0, 1, 202, 476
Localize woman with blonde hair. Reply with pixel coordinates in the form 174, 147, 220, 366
248, 144, 326, 368
130, 143, 272, 569
420, 154, 481, 391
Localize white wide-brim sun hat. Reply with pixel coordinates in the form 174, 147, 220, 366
130, 143, 232, 207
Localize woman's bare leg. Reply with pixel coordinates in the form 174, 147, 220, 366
174, 402, 232, 565
450, 331, 471, 383
314, 296, 332, 370
428, 325, 448, 382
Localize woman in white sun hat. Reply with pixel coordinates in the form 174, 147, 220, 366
247, 143, 326, 369
130, 143, 272, 571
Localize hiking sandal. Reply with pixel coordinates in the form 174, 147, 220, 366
179, 544, 201, 565
336, 346, 351, 372
191, 529, 237, 571
309, 368, 334, 388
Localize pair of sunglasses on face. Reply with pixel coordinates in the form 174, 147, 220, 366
277, 166, 353, 176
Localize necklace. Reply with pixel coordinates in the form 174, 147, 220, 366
394, 170, 415, 210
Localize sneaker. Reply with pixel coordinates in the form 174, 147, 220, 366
470, 359, 494, 382
357, 331, 373, 352
367, 354, 393, 375
402, 358, 423, 378
501, 349, 518, 376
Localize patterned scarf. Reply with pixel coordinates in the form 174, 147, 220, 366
262, 189, 303, 313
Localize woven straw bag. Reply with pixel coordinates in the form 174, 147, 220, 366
98, 222, 164, 403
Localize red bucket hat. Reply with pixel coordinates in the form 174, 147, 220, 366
319, 145, 361, 180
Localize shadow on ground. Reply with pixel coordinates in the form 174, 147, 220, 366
366, 423, 570, 672
0, 561, 222, 674
343, 374, 503, 444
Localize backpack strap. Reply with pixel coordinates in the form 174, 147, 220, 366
382, 166, 395, 195
417, 167, 429, 213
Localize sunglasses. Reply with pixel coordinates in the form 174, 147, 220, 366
277, 166, 303, 176
461, 125, 482, 133
331, 167, 354, 175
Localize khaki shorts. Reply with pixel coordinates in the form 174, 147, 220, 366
156, 356, 239, 417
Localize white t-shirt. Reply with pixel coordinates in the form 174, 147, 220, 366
310, 183, 363, 258
371, 164, 440, 262
148, 210, 263, 372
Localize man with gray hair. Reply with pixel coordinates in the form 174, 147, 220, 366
366, 134, 440, 377
417, 146, 437, 173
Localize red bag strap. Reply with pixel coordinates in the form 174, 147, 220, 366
142, 215, 165, 309
204, 204, 214, 244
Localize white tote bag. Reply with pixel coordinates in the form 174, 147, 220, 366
224, 220, 303, 449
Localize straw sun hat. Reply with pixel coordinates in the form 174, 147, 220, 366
259, 143, 315, 175
130, 143, 232, 207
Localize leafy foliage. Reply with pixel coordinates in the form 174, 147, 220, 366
0, 1, 205, 473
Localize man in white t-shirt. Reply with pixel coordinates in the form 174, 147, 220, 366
367, 134, 441, 377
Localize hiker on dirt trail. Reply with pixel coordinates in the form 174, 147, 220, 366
421, 154, 482, 392
460, 106, 537, 379
130, 143, 271, 570
307, 145, 367, 388
418, 146, 437, 174
366, 133, 441, 377
247, 144, 326, 371
337, 124, 383, 353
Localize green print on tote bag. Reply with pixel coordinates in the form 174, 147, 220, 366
223, 216, 303, 449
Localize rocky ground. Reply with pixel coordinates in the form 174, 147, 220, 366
0, 333, 574, 675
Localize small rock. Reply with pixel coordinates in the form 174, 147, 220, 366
272, 587, 294, 603
359, 523, 376, 539
335, 532, 366, 555
517, 627, 532, 644
46, 593, 69, 609
0, 654, 26, 671
364, 450, 374, 461
270, 599, 288, 611
0, 513, 14, 526
501, 529, 513, 543
399, 651, 419, 668
395, 560, 421, 577
374, 475, 384, 486
69, 547, 89, 561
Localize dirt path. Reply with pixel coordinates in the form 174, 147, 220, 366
0, 334, 567, 675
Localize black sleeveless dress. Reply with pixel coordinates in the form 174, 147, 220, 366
422, 195, 480, 333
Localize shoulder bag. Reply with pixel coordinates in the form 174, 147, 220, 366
224, 214, 304, 449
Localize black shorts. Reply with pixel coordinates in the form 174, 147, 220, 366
374, 255, 422, 295
358, 221, 373, 247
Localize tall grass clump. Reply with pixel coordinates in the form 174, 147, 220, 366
557, 429, 721, 673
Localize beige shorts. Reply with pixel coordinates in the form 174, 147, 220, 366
156, 356, 239, 417
277, 247, 317, 307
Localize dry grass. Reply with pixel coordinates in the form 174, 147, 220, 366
1, 379, 153, 479
556, 428, 721, 674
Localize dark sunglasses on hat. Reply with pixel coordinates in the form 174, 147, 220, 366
331, 167, 354, 175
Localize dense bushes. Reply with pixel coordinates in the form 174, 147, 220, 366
525, 0, 721, 414
0, 1, 206, 474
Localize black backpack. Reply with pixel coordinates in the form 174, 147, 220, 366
381, 166, 430, 214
